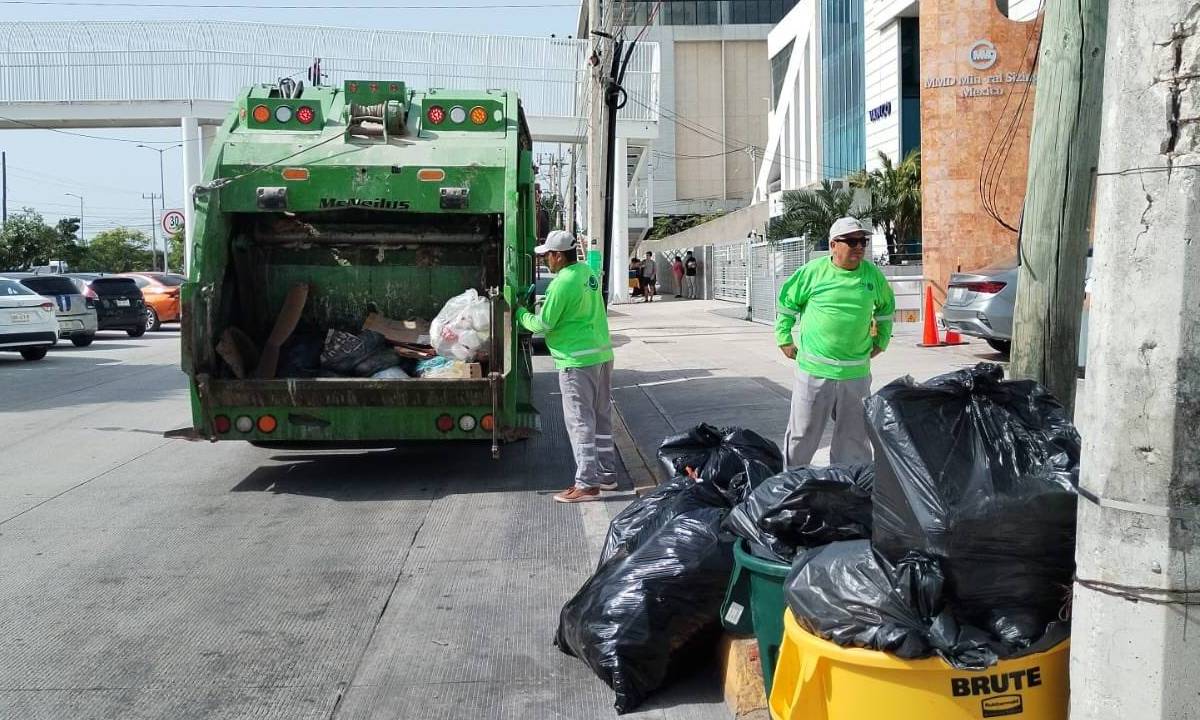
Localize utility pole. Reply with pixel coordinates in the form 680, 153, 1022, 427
601, 34, 625, 305
1070, 1, 1200, 718
143, 193, 162, 271
1009, 0, 1109, 413
138, 144, 182, 273
1, 151, 6, 228
566, 145, 577, 235
586, 0, 612, 285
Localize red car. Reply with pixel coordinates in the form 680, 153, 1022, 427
119, 272, 183, 331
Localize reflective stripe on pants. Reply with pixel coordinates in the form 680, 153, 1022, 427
783, 366, 872, 468
559, 360, 616, 488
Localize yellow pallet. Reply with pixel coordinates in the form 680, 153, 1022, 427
770, 610, 1068, 720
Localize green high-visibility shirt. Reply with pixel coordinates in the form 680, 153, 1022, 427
517, 262, 614, 369
775, 256, 896, 380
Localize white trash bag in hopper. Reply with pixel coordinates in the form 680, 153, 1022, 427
430, 289, 492, 362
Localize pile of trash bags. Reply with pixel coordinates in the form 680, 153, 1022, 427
555, 424, 783, 714
783, 363, 1079, 669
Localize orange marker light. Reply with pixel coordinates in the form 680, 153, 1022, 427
469, 106, 488, 125
281, 167, 310, 181
251, 104, 271, 123
480, 414, 495, 432
257, 415, 278, 433
417, 168, 446, 182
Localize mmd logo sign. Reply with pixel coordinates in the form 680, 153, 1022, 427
968, 40, 999, 70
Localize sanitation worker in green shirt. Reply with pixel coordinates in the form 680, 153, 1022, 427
514, 230, 617, 503
776, 216, 895, 468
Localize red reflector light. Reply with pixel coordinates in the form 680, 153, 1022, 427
296, 106, 315, 124
257, 415, 278, 433
951, 281, 1007, 294
427, 105, 446, 125
436, 414, 455, 433
214, 415, 232, 433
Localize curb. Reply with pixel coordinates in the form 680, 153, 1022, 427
611, 403, 660, 495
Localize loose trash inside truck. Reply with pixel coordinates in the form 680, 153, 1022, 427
180, 79, 541, 452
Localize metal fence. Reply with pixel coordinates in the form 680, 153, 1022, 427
711, 243, 748, 303
0, 21, 659, 123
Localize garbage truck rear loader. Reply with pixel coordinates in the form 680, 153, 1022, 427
181, 80, 540, 451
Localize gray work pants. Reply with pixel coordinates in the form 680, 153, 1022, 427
559, 360, 616, 488
784, 366, 873, 468
684, 275, 698, 298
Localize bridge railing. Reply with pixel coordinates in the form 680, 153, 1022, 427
0, 21, 659, 123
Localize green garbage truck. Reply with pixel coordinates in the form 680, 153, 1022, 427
180, 79, 540, 453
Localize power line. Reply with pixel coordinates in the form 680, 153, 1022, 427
0, 115, 193, 146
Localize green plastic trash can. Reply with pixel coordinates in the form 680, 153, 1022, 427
720, 539, 791, 695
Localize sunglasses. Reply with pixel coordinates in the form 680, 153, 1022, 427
835, 237, 869, 248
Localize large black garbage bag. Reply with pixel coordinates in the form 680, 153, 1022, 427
864, 362, 1079, 647
657, 424, 783, 504
726, 464, 874, 563
320, 329, 387, 375
556, 476, 734, 714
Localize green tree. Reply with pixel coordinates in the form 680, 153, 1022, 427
52, 217, 87, 268
769, 180, 866, 248
0, 208, 59, 269
80, 227, 154, 273
848, 149, 922, 264
167, 231, 185, 273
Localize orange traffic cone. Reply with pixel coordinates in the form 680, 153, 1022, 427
944, 327, 967, 345
919, 286, 942, 347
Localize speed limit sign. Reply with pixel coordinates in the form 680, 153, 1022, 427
161, 209, 185, 236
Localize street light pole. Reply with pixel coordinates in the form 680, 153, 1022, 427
142, 193, 162, 271
63, 193, 83, 246
136, 144, 182, 273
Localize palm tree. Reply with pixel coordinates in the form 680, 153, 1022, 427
848, 149, 922, 264
769, 179, 866, 249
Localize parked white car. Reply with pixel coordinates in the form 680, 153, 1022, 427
0, 277, 58, 360
7, 273, 98, 347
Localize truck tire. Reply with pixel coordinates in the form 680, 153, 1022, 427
20, 347, 48, 361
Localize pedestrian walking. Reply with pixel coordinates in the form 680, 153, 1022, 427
514, 230, 617, 502
683, 250, 699, 299
628, 257, 643, 299
672, 255, 685, 298
775, 217, 895, 468
640, 251, 657, 302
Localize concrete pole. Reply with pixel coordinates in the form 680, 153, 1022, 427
181, 116, 201, 276
1070, 1, 1200, 718
586, 0, 610, 276
608, 135, 629, 303
1009, 0, 1109, 413
566, 144, 577, 235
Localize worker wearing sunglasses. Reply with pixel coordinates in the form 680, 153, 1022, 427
775, 216, 896, 468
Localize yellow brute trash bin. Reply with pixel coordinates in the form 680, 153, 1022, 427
769, 610, 1068, 720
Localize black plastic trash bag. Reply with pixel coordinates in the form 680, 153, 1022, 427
726, 464, 874, 563
556, 476, 734, 714
277, 330, 325, 378
320, 329, 387, 375
657, 424, 783, 504
865, 363, 1079, 647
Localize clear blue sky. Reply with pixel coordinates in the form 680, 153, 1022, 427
0, 0, 580, 242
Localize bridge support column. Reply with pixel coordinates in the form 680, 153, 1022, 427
181, 116, 201, 275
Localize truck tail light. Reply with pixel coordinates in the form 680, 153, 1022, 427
252, 104, 270, 123
235, 415, 254, 433
296, 106, 315, 124
427, 105, 446, 125
480, 414, 495, 432
458, 414, 477, 432
436, 414, 455, 433
469, 106, 488, 125
214, 415, 232, 433
257, 415, 277, 433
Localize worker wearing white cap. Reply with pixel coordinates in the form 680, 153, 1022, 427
512, 230, 617, 502
775, 216, 896, 467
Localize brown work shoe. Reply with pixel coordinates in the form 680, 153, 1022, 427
554, 486, 600, 503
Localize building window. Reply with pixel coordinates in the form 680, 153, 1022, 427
820, 0, 865, 179
770, 40, 794, 111
899, 17, 921, 159
619, 0, 801, 26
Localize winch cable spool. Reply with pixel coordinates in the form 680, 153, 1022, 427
348, 101, 405, 138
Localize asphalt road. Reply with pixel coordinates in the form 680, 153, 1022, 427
0, 328, 728, 720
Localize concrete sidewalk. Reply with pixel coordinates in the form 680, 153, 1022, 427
608, 297, 1003, 478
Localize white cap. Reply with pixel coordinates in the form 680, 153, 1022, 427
534, 230, 577, 255
829, 216, 871, 241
